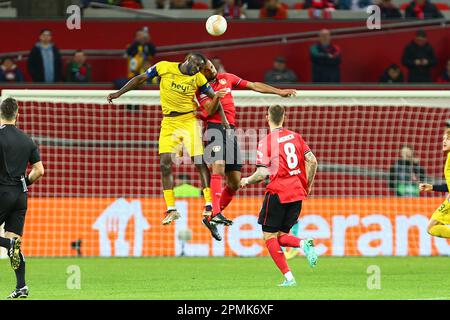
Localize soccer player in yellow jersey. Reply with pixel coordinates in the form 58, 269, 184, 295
419, 129, 450, 239
108, 53, 228, 226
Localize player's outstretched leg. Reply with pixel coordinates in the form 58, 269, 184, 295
278, 233, 318, 267
219, 172, 239, 214
264, 232, 296, 286
210, 163, 234, 226
301, 238, 318, 268
160, 153, 180, 225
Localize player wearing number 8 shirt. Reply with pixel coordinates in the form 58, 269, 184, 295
241, 105, 318, 287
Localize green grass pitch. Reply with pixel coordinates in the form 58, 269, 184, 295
0, 256, 449, 300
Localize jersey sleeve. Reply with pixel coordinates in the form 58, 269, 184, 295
298, 134, 311, 155
196, 72, 208, 88
146, 62, 161, 78
196, 91, 211, 107
29, 142, 41, 165
256, 137, 271, 167
228, 73, 248, 89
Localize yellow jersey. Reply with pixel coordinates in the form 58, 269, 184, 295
445, 152, 450, 192
146, 61, 209, 115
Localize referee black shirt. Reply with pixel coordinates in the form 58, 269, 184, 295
0, 124, 40, 187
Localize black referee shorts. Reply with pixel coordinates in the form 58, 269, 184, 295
258, 193, 302, 234
204, 122, 243, 172
0, 186, 27, 236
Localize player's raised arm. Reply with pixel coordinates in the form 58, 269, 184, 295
305, 151, 318, 195
107, 65, 158, 103
245, 81, 296, 98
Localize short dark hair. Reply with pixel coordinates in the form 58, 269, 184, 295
40, 28, 51, 35
268, 105, 285, 125
0, 98, 18, 121
188, 52, 207, 64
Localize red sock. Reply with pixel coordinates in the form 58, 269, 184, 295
278, 234, 301, 248
220, 185, 236, 211
211, 174, 222, 217
265, 238, 290, 275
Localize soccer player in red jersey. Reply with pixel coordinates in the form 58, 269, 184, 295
196, 60, 296, 241
240, 105, 318, 286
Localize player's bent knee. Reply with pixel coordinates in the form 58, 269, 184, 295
228, 179, 240, 192
263, 232, 278, 241
212, 163, 226, 176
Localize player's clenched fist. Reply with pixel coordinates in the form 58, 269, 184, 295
278, 89, 297, 98
107, 92, 121, 104
240, 177, 249, 188
419, 183, 433, 192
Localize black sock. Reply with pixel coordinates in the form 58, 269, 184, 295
14, 252, 26, 289
0, 237, 11, 250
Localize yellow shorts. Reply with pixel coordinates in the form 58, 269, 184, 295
431, 199, 450, 225
158, 113, 204, 157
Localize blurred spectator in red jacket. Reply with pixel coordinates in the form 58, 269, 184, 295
304, 0, 336, 18
0, 57, 24, 82
437, 59, 450, 83
378, 0, 402, 19
379, 64, 404, 83
310, 29, 341, 82
217, 0, 247, 18
402, 29, 437, 83
405, 0, 443, 19
259, 0, 287, 19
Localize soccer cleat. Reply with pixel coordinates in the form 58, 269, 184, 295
202, 205, 213, 218
302, 238, 318, 268
162, 209, 180, 225
202, 218, 222, 241
8, 238, 22, 270
6, 286, 29, 299
211, 213, 233, 226
278, 279, 297, 287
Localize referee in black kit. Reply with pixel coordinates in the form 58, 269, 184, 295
0, 98, 44, 299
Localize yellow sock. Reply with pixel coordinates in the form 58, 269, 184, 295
429, 225, 450, 238
163, 189, 175, 211
203, 187, 212, 206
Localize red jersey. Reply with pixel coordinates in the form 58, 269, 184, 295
196, 73, 248, 126
256, 128, 311, 203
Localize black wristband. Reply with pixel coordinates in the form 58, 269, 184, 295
25, 177, 32, 186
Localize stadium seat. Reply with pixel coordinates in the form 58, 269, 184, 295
400, 2, 409, 10
192, 2, 209, 9
294, 3, 304, 9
